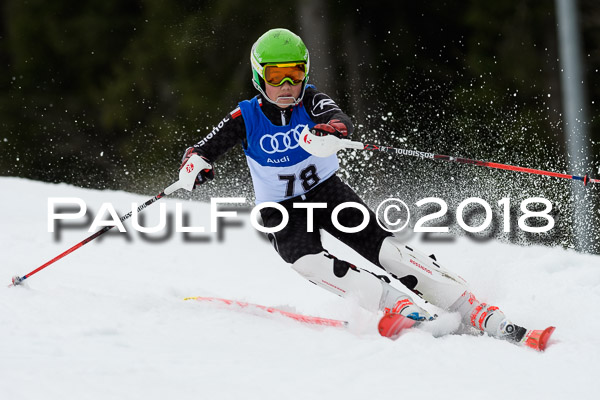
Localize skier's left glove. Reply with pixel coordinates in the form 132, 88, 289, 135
180, 147, 214, 189
311, 119, 348, 138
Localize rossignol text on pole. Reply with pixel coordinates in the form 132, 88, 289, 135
297, 127, 598, 186
359, 143, 597, 186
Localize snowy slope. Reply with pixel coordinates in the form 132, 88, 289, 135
1, 177, 599, 400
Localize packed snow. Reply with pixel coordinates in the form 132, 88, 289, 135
1, 176, 598, 399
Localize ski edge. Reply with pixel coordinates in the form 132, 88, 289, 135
184, 296, 348, 328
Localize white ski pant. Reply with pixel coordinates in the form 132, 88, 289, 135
291, 236, 509, 336
292, 236, 467, 311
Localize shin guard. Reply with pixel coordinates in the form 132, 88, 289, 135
292, 252, 419, 314
378, 236, 468, 309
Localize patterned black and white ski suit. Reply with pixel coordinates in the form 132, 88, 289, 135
187, 86, 512, 340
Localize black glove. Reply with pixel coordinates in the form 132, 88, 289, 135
311, 119, 348, 138
180, 147, 214, 188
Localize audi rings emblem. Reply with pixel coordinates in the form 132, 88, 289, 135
259, 125, 306, 154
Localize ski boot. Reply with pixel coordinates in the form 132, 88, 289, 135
452, 291, 555, 351
378, 296, 434, 339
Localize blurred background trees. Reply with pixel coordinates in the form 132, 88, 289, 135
1, 0, 599, 251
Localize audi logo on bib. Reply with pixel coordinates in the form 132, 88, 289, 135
259, 125, 306, 154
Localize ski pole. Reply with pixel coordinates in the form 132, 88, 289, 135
9, 191, 166, 287
356, 143, 598, 186
9, 154, 208, 287
298, 127, 598, 186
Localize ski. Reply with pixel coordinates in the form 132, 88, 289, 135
184, 296, 348, 328
519, 326, 556, 351
187, 296, 555, 350
377, 313, 420, 340
379, 312, 556, 351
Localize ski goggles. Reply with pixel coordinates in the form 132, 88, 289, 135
263, 62, 306, 86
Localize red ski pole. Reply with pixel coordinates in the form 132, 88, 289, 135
9, 191, 167, 287
298, 128, 599, 186
9, 154, 209, 287
359, 143, 598, 186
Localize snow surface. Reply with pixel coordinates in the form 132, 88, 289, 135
1, 176, 599, 400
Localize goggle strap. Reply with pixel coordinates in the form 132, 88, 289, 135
250, 52, 264, 76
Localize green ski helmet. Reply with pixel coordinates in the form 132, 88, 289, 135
250, 28, 310, 106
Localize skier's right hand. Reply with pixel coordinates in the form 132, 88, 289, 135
180, 147, 214, 188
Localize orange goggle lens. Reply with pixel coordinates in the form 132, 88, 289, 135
263, 63, 306, 86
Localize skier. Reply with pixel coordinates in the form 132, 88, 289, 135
180, 28, 553, 350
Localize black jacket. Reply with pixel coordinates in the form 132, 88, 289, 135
189, 86, 353, 163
